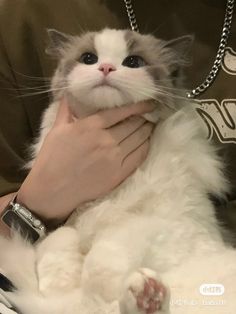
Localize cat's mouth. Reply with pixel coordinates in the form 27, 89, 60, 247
93, 79, 119, 91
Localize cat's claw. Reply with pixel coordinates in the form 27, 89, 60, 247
120, 268, 169, 314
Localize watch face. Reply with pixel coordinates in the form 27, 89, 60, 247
2, 210, 40, 243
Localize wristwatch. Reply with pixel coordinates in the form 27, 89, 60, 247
1, 195, 46, 243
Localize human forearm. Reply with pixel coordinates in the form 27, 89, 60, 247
17, 100, 154, 223
1, 100, 154, 236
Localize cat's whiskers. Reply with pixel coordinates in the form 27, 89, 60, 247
112, 77, 168, 103
111, 78, 182, 111
3, 82, 54, 93
14, 84, 53, 91
12, 70, 52, 81
113, 77, 187, 103
16, 85, 69, 98
152, 80, 189, 97
115, 83, 170, 108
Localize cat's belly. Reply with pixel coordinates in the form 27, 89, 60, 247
71, 197, 223, 272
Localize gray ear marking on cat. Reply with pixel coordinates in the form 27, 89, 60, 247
164, 35, 194, 49
46, 29, 72, 56
164, 35, 194, 65
162, 35, 194, 85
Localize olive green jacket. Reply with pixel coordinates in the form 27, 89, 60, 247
0, 1, 236, 223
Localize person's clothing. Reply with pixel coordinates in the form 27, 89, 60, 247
0, 2, 235, 216
0, 298, 19, 314
0, 273, 19, 314
0, 1, 235, 312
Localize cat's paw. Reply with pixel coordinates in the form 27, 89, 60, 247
37, 226, 83, 294
120, 268, 170, 314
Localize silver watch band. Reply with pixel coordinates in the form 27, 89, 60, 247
12, 196, 46, 235
1, 195, 47, 242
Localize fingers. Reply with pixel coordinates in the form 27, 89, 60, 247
108, 116, 146, 144
120, 139, 150, 179
54, 98, 74, 127
120, 122, 154, 157
85, 102, 156, 129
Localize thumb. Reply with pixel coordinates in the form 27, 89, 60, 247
53, 98, 74, 127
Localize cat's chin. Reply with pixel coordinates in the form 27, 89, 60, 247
70, 87, 131, 113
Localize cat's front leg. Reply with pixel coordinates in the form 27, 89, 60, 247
36, 226, 83, 295
81, 239, 133, 303
81, 240, 170, 314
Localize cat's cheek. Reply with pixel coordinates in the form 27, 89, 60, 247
67, 65, 100, 96
116, 69, 156, 102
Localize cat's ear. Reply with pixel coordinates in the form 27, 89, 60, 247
163, 35, 194, 84
46, 29, 72, 57
164, 35, 193, 59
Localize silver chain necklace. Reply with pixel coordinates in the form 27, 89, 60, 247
123, 0, 235, 99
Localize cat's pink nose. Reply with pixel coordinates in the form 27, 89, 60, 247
99, 63, 116, 76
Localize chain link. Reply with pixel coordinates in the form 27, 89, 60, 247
187, 0, 235, 98
123, 0, 139, 32
123, 0, 235, 99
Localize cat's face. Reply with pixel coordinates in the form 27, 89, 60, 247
48, 28, 191, 116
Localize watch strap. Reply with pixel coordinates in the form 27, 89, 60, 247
1, 195, 46, 243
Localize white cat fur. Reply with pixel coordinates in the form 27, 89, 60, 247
0, 29, 236, 314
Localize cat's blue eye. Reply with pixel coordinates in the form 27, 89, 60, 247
79, 52, 98, 65
122, 55, 146, 68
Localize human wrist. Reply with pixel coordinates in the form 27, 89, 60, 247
16, 183, 72, 227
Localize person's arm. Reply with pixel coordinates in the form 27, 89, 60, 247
1, 99, 155, 236
17, 100, 154, 222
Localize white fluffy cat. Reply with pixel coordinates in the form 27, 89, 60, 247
0, 28, 236, 314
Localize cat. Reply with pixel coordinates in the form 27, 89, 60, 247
0, 28, 236, 314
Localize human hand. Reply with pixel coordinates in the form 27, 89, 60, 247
17, 99, 155, 224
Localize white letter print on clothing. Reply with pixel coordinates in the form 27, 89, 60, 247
222, 47, 236, 76
195, 99, 236, 144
